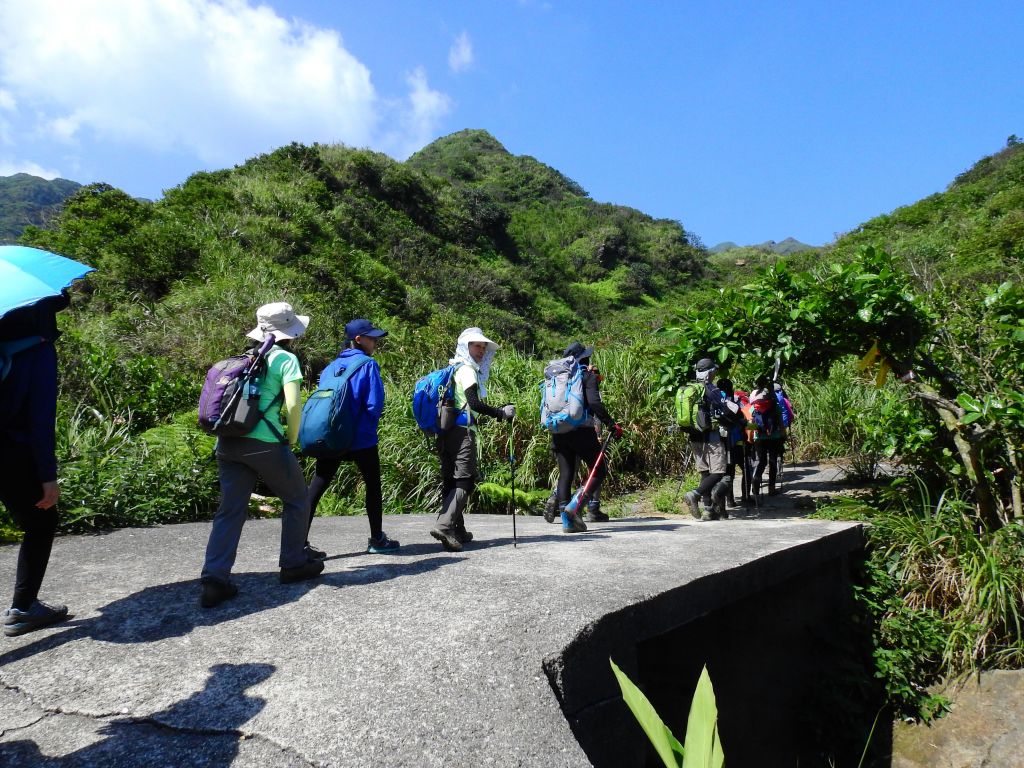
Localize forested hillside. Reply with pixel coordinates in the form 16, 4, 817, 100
21, 130, 706, 376
829, 137, 1024, 285
0, 173, 80, 242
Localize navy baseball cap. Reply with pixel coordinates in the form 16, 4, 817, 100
345, 318, 388, 340
564, 341, 595, 361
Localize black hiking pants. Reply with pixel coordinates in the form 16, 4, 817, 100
752, 439, 784, 495
725, 441, 750, 502
307, 445, 384, 540
552, 427, 606, 507
0, 438, 59, 611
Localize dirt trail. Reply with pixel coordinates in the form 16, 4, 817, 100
610, 460, 861, 520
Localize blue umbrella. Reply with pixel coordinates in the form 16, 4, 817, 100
0, 245, 94, 319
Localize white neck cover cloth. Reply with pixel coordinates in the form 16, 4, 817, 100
450, 327, 499, 398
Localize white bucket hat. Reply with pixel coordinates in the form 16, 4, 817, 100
451, 327, 500, 388
246, 301, 310, 341
457, 326, 499, 354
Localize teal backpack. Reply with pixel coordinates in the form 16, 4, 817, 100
299, 354, 372, 456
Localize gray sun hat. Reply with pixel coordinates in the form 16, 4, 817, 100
246, 302, 310, 341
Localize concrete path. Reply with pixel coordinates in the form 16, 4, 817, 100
0, 492, 860, 767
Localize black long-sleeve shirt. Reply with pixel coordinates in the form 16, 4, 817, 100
582, 368, 614, 428
0, 298, 66, 482
464, 384, 505, 420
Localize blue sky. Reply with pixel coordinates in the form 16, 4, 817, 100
0, 1, 1021, 247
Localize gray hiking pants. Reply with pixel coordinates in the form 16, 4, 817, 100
435, 426, 477, 533
202, 436, 310, 582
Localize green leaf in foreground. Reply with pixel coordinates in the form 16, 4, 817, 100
610, 658, 685, 768
682, 666, 724, 768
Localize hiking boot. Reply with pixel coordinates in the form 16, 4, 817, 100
585, 504, 609, 523
3, 600, 69, 636
430, 528, 463, 552
683, 490, 701, 519
453, 526, 474, 544
561, 507, 588, 534
367, 532, 400, 554
542, 493, 558, 524
304, 544, 327, 560
279, 559, 325, 584
699, 511, 715, 522
200, 578, 239, 609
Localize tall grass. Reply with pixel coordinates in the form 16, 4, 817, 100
871, 481, 1024, 671
821, 478, 1024, 719
54, 407, 220, 532
315, 339, 690, 517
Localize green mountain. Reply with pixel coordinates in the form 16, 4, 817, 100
22, 131, 706, 372
710, 237, 816, 255
0, 173, 81, 242
829, 137, 1024, 284
708, 241, 738, 254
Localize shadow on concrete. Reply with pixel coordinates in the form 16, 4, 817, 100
0, 663, 277, 767
0, 556, 461, 667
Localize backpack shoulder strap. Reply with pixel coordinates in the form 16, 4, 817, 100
259, 389, 287, 444
332, 354, 373, 385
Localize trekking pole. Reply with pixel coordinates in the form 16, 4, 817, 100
508, 419, 517, 548
565, 432, 616, 515
673, 449, 695, 502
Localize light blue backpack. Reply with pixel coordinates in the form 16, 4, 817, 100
539, 356, 588, 434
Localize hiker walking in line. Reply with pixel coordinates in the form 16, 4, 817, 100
773, 380, 796, 478
430, 327, 515, 552
546, 342, 623, 532
200, 302, 323, 608
716, 378, 751, 508
1, 295, 71, 637
305, 319, 399, 557
749, 378, 786, 505
679, 358, 734, 521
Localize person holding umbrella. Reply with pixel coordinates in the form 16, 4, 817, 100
0, 245, 93, 637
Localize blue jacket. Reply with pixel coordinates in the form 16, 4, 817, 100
318, 348, 384, 451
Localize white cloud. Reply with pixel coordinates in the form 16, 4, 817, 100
0, 158, 61, 178
382, 67, 451, 159
0, 89, 14, 111
0, 0, 449, 165
448, 31, 474, 73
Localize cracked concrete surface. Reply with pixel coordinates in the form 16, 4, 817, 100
0, 511, 861, 766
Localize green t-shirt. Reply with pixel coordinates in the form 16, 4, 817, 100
246, 346, 303, 443
452, 362, 480, 413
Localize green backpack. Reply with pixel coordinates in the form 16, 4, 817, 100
675, 381, 712, 432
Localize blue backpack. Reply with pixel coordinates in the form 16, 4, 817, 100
539, 356, 588, 434
775, 389, 793, 428
412, 364, 459, 434
298, 354, 372, 456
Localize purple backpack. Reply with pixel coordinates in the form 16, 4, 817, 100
198, 334, 281, 438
